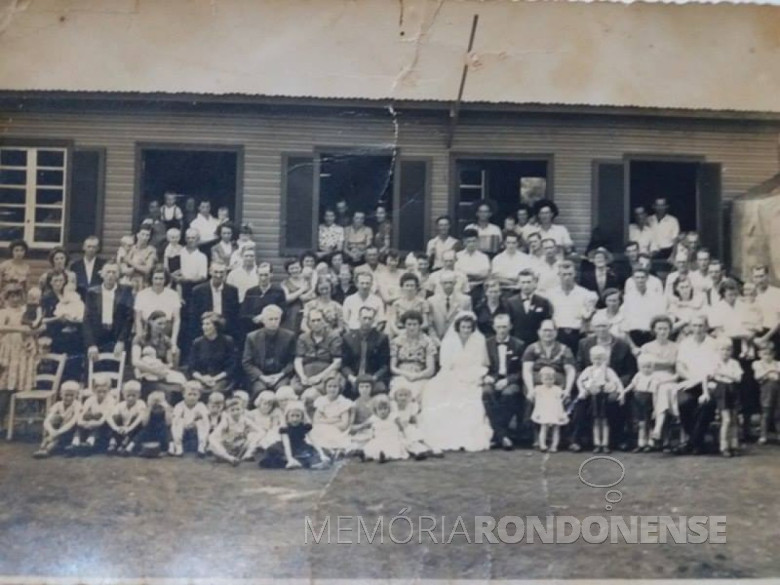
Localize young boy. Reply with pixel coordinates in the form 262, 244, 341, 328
33, 381, 82, 458
620, 353, 658, 453
73, 374, 115, 454
208, 397, 258, 466
207, 391, 226, 432
577, 346, 624, 453
753, 343, 780, 445
170, 381, 210, 456
107, 380, 147, 455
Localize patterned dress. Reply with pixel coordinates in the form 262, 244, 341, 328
390, 333, 437, 399
0, 306, 38, 392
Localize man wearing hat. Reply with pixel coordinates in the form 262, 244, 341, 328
579, 247, 621, 307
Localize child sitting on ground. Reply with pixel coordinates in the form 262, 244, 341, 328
620, 353, 659, 453
577, 346, 624, 454
275, 385, 298, 414
362, 395, 408, 463
233, 390, 250, 410
308, 376, 353, 456
391, 385, 433, 459
137, 345, 188, 386
348, 375, 376, 450
170, 381, 210, 457
207, 391, 225, 432
134, 390, 172, 457
753, 343, 780, 445
107, 380, 147, 455
530, 366, 569, 453
208, 397, 259, 466
259, 401, 330, 469
72, 375, 115, 454
33, 381, 82, 458
250, 390, 282, 451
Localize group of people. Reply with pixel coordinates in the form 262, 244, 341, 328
1, 192, 779, 469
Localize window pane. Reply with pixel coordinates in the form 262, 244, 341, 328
0, 206, 26, 223
36, 170, 64, 186
0, 225, 24, 241
0, 187, 26, 204
38, 150, 65, 167
459, 187, 482, 203
34, 226, 62, 243
460, 169, 483, 186
0, 149, 27, 166
0, 169, 27, 185
35, 207, 63, 224
37, 188, 64, 205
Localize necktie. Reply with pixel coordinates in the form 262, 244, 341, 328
359, 336, 368, 375
523, 297, 531, 312
446, 296, 451, 313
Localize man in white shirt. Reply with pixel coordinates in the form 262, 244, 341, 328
426, 215, 460, 270
534, 238, 562, 295
676, 314, 719, 453
622, 268, 668, 349
546, 260, 598, 353
628, 206, 658, 254
343, 272, 386, 331
466, 203, 503, 256
226, 247, 259, 303
624, 253, 664, 297
353, 246, 386, 295
428, 249, 469, 296
490, 232, 534, 294
70, 236, 105, 299
455, 228, 491, 298
648, 197, 680, 257
84, 262, 134, 358
189, 200, 220, 247
752, 265, 780, 346
176, 229, 209, 286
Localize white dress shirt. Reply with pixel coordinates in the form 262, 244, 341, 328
622, 288, 668, 332
101, 285, 116, 326
491, 251, 535, 289
425, 236, 459, 270
547, 285, 598, 330
648, 214, 680, 250
342, 292, 386, 330
211, 284, 223, 315
226, 266, 259, 302
179, 248, 208, 281
628, 223, 657, 254
677, 335, 719, 383
189, 214, 220, 243
84, 257, 96, 285
455, 250, 491, 289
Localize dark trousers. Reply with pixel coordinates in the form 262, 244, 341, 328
557, 328, 581, 355
678, 383, 717, 450
482, 382, 523, 443
629, 330, 654, 349
570, 394, 622, 448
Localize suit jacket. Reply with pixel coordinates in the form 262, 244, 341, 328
83, 283, 134, 349
191, 281, 240, 335
242, 327, 297, 382
505, 293, 553, 346
240, 284, 287, 332
579, 267, 622, 306
429, 292, 472, 339
486, 336, 525, 386
577, 335, 637, 387
70, 257, 105, 299
341, 328, 391, 382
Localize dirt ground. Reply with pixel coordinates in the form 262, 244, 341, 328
1, 440, 779, 580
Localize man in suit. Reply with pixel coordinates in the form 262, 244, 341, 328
240, 263, 287, 336
341, 306, 390, 397
84, 262, 134, 360
579, 247, 621, 307
482, 314, 526, 449
242, 304, 297, 399
506, 269, 553, 346
428, 270, 472, 339
571, 312, 637, 452
70, 236, 105, 300
187, 262, 239, 361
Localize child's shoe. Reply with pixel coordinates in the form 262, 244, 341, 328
32, 449, 50, 459
85, 435, 96, 448
107, 439, 117, 454
758, 436, 768, 445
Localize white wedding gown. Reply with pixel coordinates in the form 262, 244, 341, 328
418, 322, 493, 452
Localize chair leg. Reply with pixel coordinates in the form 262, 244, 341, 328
6, 394, 16, 441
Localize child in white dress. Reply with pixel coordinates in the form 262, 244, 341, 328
170, 381, 210, 456
577, 346, 624, 454
250, 390, 283, 451
362, 395, 409, 463
33, 381, 82, 458
530, 366, 569, 453
309, 376, 353, 455
208, 397, 259, 466
138, 346, 188, 386
621, 354, 659, 453
107, 380, 147, 455
391, 385, 433, 459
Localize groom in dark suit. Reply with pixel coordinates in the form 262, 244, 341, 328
83, 262, 134, 359
482, 314, 526, 449
506, 269, 553, 346
70, 236, 105, 299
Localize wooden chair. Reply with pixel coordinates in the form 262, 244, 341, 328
86, 352, 127, 401
6, 353, 67, 440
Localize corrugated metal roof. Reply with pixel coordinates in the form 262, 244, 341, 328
1, 0, 779, 113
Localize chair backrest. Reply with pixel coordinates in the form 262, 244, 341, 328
87, 352, 127, 400
35, 353, 67, 394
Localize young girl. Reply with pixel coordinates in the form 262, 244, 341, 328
249, 390, 283, 451
709, 338, 744, 457
33, 381, 82, 458
621, 354, 658, 453
577, 346, 624, 453
107, 380, 147, 455
309, 376, 353, 456
170, 381, 210, 456
73, 376, 115, 454
753, 343, 780, 445
162, 228, 184, 296
134, 390, 172, 457
349, 375, 376, 449
391, 385, 433, 459
259, 401, 330, 469
530, 366, 569, 453
208, 397, 258, 465
22, 286, 43, 331
207, 391, 226, 432
116, 235, 136, 287
0, 285, 39, 423
361, 395, 408, 463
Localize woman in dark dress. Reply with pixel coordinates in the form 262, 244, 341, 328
188, 312, 236, 396
41, 270, 84, 382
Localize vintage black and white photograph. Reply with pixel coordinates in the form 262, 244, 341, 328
1, 0, 779, 581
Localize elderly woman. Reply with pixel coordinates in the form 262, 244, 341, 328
292, 308, 343, 395
0, 240, 31, 297
318, 208, 345, 258
133, 309, 181, 400
522, 319, 577, 398
302, 279, 344, 335
38, 247, 77, 296
389, 310, 437, 399
343, 211, 373, 266
639, 315, 680, 451
41, 270, 84, 381
188, 312, 237, 395
134, 265, 181, 351
121, 224, 158, 291
530, 199, 574, 255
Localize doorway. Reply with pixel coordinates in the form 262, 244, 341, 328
629, 161, 698, 232
453, 158, 550, 235
318, 152, 394, 218
137, 147, 241, 228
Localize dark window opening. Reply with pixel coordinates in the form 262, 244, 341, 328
318, 152, 394, 223
629, 161, 698, 233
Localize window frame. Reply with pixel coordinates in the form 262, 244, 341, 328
0, 138, 74, 251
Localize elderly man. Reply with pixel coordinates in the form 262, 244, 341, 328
226, 246, 259, 303
242, 304, 297, 398
427, 249, 469, 296
676, 314, 720, 454
83, 262, 134, 359
482, 314, 526, 449
240, 263, 287, 335
292, 308, 343, 395
343, 272, 386, 331
341, 306, 390, 397
428, 270, 472, 339
70, 235, 105, 299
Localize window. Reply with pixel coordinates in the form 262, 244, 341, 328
0, 146, 68, 248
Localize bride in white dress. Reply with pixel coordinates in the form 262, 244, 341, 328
418, 311, 493, 452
